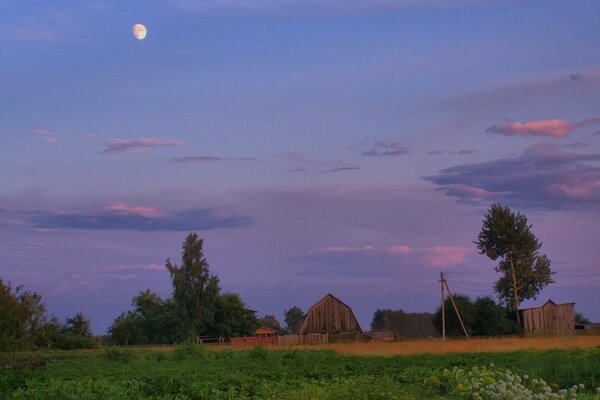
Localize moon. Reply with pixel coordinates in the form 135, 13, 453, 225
133, 24, 147, 40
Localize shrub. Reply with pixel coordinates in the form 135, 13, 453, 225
171, 342, 211, 360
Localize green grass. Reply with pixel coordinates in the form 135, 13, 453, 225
1, 345, 600, 399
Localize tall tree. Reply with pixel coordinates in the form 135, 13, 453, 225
284, 306, 304, 334
213, 293, 258, 338
166, 233, 220, 341
475, 204, 554, 327
62, 312, 92, 337
258, 315, 283, 333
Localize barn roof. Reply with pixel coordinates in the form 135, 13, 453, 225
299, 293, 362, 334
519, 299, 575, 311
303, 293, 354, 318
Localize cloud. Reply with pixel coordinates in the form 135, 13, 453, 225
298, 243, 470, 276
360, 141, 409, 157
327, 167, 360, 173
171, 155, 257, 163
26, 206, 251, 232
427, 149, 475, 156
427, 150, 445, 156
172, 155, 224, 162
102, 138, 183, 154
425, 143, 600, 209
277, 151, 327, 165
570, 73, 582, 82
103, 202, 163, 218
31, 130, 59, 143
486, 119, 576, 138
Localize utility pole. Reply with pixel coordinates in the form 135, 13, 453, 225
440, 272, 469, 340
440, 272, 446, 340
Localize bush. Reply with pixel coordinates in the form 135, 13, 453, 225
171, 342, 211, 360
102, 346, 135, 363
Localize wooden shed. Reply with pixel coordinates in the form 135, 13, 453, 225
299, 293, 362, 334
519, 299, 575, 334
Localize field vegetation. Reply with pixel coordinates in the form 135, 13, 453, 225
2, 340, 600, 399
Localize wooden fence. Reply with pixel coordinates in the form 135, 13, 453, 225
230, 336, 278, 347
277, 333, 329, 346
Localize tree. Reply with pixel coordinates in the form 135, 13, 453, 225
433, 294, 475, 337
0, 278, 46, 351
471, 297, 516, 336
370, 309, 438, 338
284, 306, 304, 334
575, 312, 590, 325
166, 233, 220, 341
258, 315, 283, 333
62, 312, 92, 337
109, 311, 146, 345
213, 293, 258, 338
475, 204, 554, 327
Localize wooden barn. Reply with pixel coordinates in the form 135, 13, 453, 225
299, 293, 362, 335
519, 299, 575, 334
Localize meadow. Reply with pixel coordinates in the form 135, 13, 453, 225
2, 338, 600, 399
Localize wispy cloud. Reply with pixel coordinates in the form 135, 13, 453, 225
102, 138, 183, 154
21, 206, 251, 232
31, 130, 59, 143
300, 243, 471, 276
359, 141, 409, 157
103, 202, 163, 218
425, 143, 600, 209
486, 119, 576, 138
171, 155, 256, 163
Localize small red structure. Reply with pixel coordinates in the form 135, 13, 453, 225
230, 326, 279, 346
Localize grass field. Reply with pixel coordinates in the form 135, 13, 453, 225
2, 337, 600, 399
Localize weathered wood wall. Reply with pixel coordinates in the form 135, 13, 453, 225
520, 302, 575, 334
277, 333, 329, 345
299, 294, 362, 334
230, 336, 277, 347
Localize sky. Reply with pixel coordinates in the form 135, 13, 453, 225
1, 0, 599, 334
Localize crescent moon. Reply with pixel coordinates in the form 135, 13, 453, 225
133, 24, 147, 40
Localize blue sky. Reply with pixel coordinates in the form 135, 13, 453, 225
1, 0, 600, 333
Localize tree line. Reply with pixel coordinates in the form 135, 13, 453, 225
2, 204, 589, 348
0, 279, 94, 351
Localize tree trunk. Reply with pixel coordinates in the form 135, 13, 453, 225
509, 255, 521, 328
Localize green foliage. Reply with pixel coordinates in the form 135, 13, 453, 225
283, 306, 304, 334
258, 314, 283, 333
102, 346, 136, 362
62, 312, 92, 337
2, 347, 600, 399
434, 295, 515, 337
371, 308, 438, 338
171, 342, 212, 360
166, 233, 220, 341
212, 293, 258, 338
575, 312, 591, 325
475, 204, 554, 322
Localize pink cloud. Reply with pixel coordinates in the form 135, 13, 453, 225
443, 184, 492, 198
103, 202, 163, 218
32, 130, 59, 142
426, 246, 470, 268
487, 119, 575, 138
387, 245, 412, 254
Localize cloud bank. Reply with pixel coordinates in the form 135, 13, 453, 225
425, 143, 600, 209
19, 205, 252, 232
